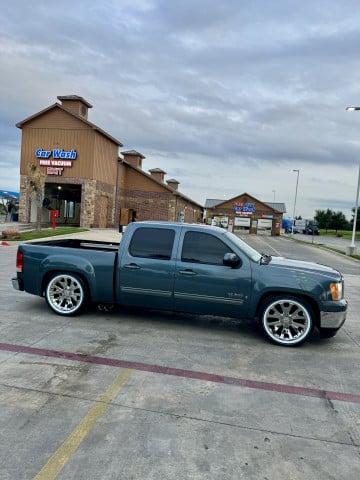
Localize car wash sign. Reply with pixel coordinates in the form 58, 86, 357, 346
233, 201, 256, 216
35, 148, 77, 176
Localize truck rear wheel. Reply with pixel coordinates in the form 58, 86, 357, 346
45, 273, 87, 316
259, 296, 314, 346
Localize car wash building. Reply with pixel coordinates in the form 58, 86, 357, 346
16, 96, 203, 228
205, 193, 285, 235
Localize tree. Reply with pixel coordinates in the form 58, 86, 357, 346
314, 209, 333, 232
330, 211, 349, 233
29, 164, 45, 232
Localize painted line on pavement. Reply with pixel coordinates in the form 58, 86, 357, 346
1, 342, 360, 404
33, 368, 132, 480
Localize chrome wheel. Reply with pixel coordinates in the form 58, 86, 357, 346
45, 273, 86, 316
261, 296, 313, 346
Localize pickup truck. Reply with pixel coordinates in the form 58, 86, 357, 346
12, 221, 347, 347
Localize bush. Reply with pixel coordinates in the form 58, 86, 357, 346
1, 228, 21, 239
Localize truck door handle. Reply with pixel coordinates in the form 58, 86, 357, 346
179, 269, 197, 276
124, 263, 141, 270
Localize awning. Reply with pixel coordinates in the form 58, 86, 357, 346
0, 190, 19, 200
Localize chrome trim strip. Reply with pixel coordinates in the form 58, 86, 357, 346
120, 287, 172, 298
174, 292, 245, 305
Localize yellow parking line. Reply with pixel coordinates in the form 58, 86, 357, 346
33, 368, 132, 480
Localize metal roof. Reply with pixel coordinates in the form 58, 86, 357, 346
264, 202, 287, 213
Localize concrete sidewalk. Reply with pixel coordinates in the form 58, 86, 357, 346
0, 222, 122, 244
287, 232, 359, 255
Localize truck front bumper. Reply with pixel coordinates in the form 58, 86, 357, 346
320, 299, 347, 329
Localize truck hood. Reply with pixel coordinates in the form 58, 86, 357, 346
266, 256, 341, 280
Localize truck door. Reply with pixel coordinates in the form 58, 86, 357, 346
118, 226, 177, 310
174, 230, 252, 317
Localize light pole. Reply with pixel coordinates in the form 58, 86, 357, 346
272, 190, 276, 202
291, 169, 299, 236
345, 107, 360, 255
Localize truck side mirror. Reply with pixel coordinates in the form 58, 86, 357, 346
223, 252, 241, 268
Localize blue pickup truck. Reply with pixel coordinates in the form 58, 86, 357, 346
12, 221, 347, 346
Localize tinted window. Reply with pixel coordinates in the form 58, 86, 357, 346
181, 231, 232, 265
129, 227, 175, 259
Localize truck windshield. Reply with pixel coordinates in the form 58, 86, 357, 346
223, 231, 262, 262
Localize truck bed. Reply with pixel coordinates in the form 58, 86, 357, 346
26, 238, 120, 251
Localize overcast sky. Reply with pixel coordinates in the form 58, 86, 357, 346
2, 0, 360, 219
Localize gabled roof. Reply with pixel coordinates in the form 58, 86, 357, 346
205, 193, 285, 213
120, 158, 203, 209
204, 198, 223, 208
16, 102, 123, 147
122, 149, 146, 159
57, 95, 93, 108
149, 167, 166, 174
264, 202, 287, 213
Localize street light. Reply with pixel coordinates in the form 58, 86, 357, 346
272, 189, 276, 202
291, 169, 300, 236
345, 106, 360, 254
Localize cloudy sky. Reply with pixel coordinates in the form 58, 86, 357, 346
1, 0, 360, 219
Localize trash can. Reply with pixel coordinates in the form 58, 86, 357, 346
12, 213, 18, 222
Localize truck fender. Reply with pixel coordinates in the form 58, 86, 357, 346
40, 255, 95, 297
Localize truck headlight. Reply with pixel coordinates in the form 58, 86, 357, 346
330, 281, 343, 301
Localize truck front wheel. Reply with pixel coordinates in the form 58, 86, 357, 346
45, 273, 87, 316
259, 296, 314, 346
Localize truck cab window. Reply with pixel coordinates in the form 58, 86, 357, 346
129, 227, 175, 259
181, 231, 232, 265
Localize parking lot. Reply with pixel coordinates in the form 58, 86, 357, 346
1, 234, 360, 479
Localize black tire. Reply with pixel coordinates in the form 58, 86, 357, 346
259, 296, 314, 346
45, 273, 87, 316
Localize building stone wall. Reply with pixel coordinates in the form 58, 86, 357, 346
82, 179, 97, 228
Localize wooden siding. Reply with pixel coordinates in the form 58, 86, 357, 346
93, 132, 119, 185
124, 168, 169, 193
22, 108, 89, 130
20, 127, 96, 179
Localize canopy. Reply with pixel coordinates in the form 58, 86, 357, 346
0, 190, 19, 200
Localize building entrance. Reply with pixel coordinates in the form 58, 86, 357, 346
43, 183, 82, 226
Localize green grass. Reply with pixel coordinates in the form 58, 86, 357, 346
4, 227, 88, 242
319, 229, 360, 240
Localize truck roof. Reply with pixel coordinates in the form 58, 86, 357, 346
129, 221, 225, 233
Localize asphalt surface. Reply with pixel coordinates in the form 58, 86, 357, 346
0, 227, 359, 479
